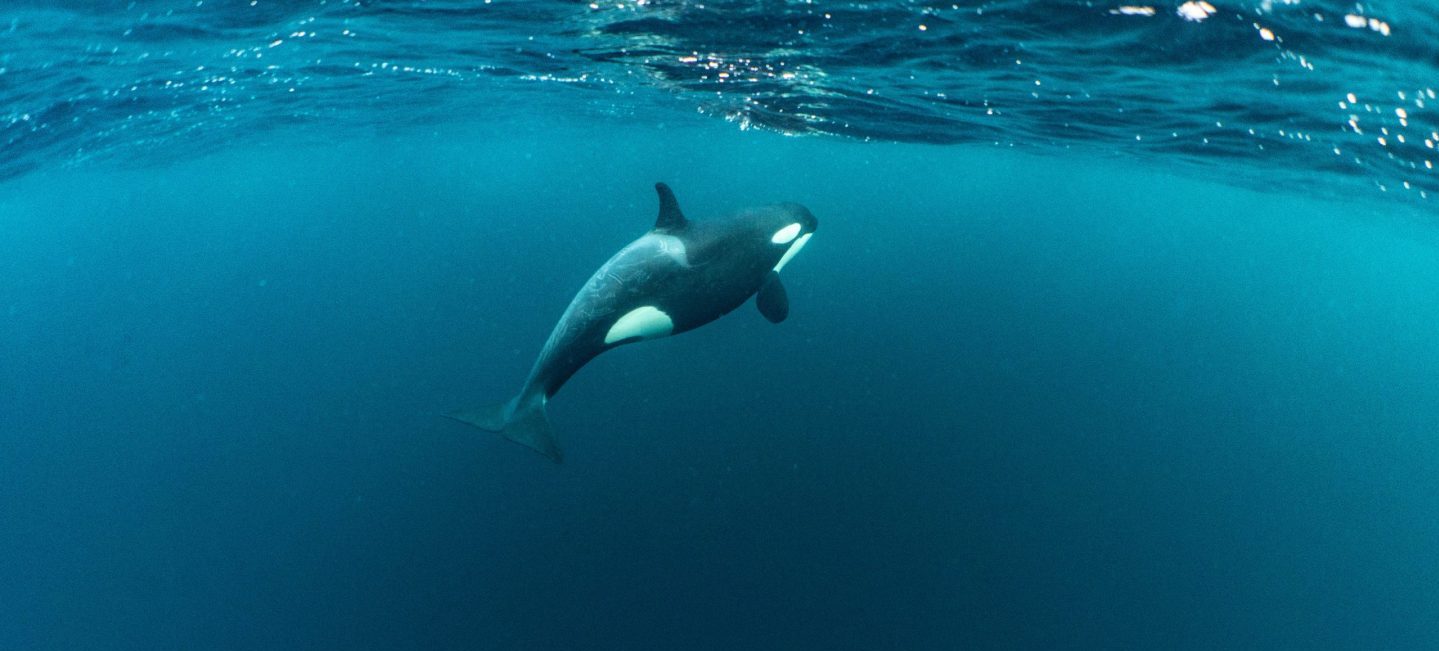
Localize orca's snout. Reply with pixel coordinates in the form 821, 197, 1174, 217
772, 207, 815, 274
781, 202, 818, 234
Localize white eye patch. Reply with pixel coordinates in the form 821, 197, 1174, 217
771, 223, 802, 244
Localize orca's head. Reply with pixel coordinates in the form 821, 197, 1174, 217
752, 202, 818, 273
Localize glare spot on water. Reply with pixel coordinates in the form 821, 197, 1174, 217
1177, 1, 1215, 22
1111, 6, 1156, 17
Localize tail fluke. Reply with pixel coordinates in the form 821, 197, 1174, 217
446, 395, 562, 463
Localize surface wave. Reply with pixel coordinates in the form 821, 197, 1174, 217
2, 1, 1436, 202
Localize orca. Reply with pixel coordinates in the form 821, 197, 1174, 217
447, 183, 818, 462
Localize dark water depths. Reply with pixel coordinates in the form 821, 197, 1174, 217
3, 2, 1439, 649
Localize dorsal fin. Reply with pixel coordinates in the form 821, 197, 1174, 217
653, 182, 688, 231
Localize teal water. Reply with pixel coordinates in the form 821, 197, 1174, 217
4, 2, 1439, 649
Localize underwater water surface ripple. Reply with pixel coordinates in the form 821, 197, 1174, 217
2, 1, 1437, 201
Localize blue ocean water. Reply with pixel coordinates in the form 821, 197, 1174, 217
3, 1, 1438, 649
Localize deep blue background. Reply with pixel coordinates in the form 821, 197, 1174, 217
3, 121, 1438, 649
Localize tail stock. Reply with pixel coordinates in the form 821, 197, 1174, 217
446, 394, 562, 463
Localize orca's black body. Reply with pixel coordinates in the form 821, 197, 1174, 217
448, 183, 818, 462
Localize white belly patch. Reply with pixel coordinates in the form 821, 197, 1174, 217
773, 232, 812, 272
604, 305, 674, 344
